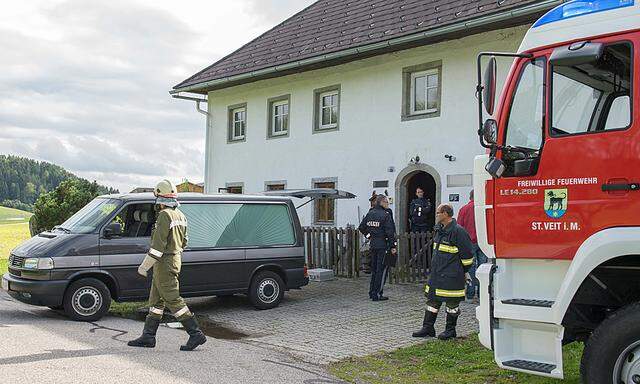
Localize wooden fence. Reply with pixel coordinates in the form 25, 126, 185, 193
302, 226, 433, 283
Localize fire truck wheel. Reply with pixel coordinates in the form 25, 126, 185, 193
580, 302, 640, 384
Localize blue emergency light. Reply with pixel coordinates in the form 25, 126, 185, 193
533, 0, 635, 28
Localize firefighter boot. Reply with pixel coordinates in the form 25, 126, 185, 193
179, 316, 207, 351
412, 310, 437, 337
437, 312, 459, 340
128, 317, 160, 348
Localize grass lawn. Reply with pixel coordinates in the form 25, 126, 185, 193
0, 206, 32, 225
0, 206, 33, 275
0, 221, 32, 274
109, 301, 147, 319
329, 335, 583, 384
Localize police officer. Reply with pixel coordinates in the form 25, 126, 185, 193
359, 195, 396, 301
412, 204, 474, 340
379, 196, 397, 299
409, 187, 432, 233
128, 180, 207, 351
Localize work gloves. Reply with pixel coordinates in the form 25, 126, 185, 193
137, 254, 157, 277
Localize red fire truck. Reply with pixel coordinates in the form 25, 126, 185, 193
474, 1, 639, 382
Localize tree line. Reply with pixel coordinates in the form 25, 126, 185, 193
0, 154, 118, 212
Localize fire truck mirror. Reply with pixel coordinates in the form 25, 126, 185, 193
549, 41, 604, 67
483, 56, 497, 115
482, 119, 498, 144
485, 157, 506, 179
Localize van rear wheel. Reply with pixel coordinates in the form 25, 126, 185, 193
249, 271, 284, 310
580, 302, 640, 384
63, 278, 111, 322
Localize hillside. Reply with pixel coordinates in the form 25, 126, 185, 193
0, 154, 118, 211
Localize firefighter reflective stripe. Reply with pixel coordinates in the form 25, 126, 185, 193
174, 306, 190, 318
426, 305, 439, 313
461, 257, 474, 266
149, 307, 164, 315
169, 220, 187, 229
433, 243, 459, 253
425, 285, 466, 298
446, 306, 460, 314
149, 248, 163, 258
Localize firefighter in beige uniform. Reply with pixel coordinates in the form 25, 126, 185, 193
128, 180, 206, 351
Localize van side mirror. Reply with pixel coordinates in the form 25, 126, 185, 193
104, 222, 122, 238
485, 157, 506, 179
550, 41, 604, 66
483, 56, 497, 115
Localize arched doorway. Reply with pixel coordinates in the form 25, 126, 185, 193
395, 164, 441, 233
406, 172, 437, 230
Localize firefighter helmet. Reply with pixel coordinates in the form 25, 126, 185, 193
154, 179, 177, 198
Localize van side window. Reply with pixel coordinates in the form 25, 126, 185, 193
551, 42, 632, 135
181, 203, 295, 248
109, 203, 155, 237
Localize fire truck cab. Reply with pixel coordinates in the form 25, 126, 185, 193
474, 1, 640, 382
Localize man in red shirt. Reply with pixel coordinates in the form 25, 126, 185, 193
457, 190, 487, 300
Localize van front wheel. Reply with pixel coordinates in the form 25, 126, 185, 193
249, 271, 284, 310
63, 278, 111, 321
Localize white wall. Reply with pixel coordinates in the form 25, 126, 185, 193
204, 25, 528, 228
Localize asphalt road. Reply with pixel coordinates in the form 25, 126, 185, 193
0, 291, 342, 384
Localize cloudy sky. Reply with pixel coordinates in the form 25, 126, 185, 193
0, 0, 315, 193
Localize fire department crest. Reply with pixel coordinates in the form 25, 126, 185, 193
544, 188, 567, 219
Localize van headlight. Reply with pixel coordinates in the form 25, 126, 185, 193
23, 258, 54, 270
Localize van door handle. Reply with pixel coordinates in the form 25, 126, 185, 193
601, 182, 640, 192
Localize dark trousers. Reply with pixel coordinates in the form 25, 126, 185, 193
369, 248, 386, 299
426, 298, 463, 312
411, 224, 429, 233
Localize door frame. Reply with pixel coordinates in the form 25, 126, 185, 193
395, 163, 442, 233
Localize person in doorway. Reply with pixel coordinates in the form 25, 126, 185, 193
412, 204, 474, 340
359, 195, 396, 301
128, 179, 207, 351
457, 189, 487, 301
409, 187, 432, 233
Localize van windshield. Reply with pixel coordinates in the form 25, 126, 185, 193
55, 198, 122, 234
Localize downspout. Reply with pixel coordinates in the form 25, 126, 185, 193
171, 93, 212, 194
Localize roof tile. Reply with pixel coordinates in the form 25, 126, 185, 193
174, 0, 548, 90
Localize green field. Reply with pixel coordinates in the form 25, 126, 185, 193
330, 335, 583, 384
0, 221, 32, 274
0, 206, 32, 225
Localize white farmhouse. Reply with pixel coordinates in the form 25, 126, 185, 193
171, 0, 563, 231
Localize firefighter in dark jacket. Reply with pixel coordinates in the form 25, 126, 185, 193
412, 204, 474, 340
359, 195, 396, 301
409, 187, 432, 233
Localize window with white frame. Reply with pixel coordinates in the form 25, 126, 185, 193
228, 105, 246, 141
317, 89, 339, 130
410, 69, 439, 115
270, 99, 289, 137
